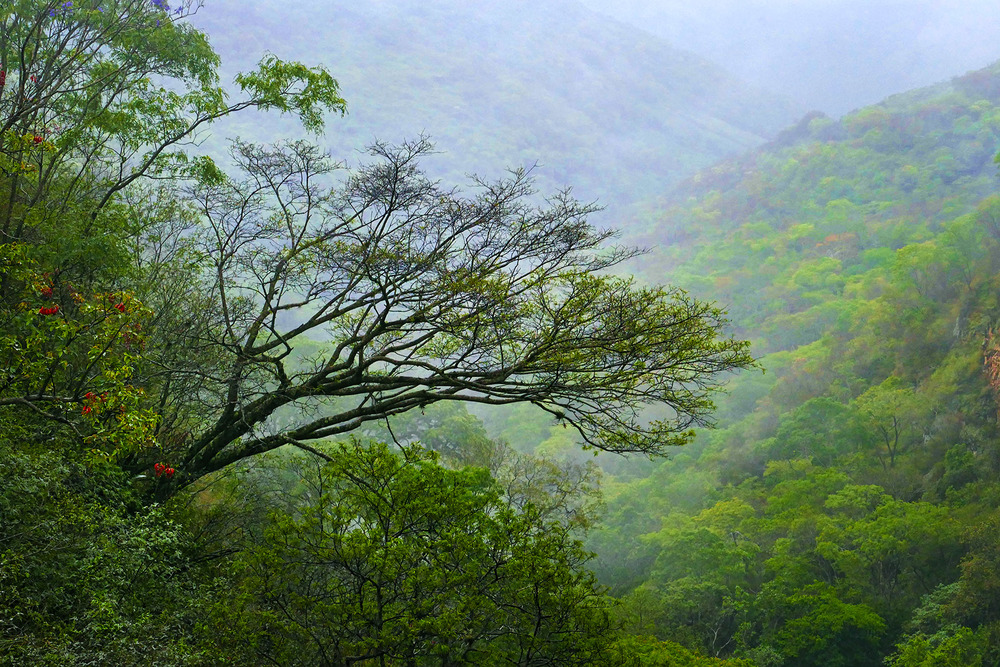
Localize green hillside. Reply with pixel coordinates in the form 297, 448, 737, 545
9, 1, 1000, 664
637, 63, 1000, 343
0, 2, 764, 663
589, 61, 1000, 665
188, 0, 801, 215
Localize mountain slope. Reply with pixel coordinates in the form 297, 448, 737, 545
188, 0, 801, 216
579, 0, 1000, 116
640, 61, 1000, 344
587, 60, 1000, 666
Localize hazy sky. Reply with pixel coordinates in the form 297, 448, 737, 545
579, 0, 1000, 115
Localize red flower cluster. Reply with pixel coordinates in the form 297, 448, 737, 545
81, 392, 109, 414
81, 392, 99, 415
114, 302, 126, 313
38, 305, 59, 315
154, 463, 175, 479
33, 135, 44, 144
39, 286, 53, 297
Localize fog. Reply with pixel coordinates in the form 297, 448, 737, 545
10, 0, 1000, 661
187, 0, 802, 220
579, 0, 1000, 115
186, 0, 1000, 227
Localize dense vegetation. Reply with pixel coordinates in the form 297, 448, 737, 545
8, 0, 1000, 664
0, 1, 753, 664
581, 62, 1000, 665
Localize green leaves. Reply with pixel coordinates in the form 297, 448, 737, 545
158, 137, 756, 482
213, 440, 613, 664
235, 54, 346, 134
0, 449, 219, 664
773, 584, 886, 667
0, 243, 160, 463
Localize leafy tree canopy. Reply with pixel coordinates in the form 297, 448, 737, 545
0, 0, 755, 493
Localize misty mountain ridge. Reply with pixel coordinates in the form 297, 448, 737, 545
643, 59, 1000, 263
188, 0, 801, 219
580, 0, 1000, 116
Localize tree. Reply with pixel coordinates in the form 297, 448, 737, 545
853, 377, 921, 470
0, 0, 343, 243
886, 584, 989, 667
974, 194, 1000, 244
764, 397, 867, 465
135, 136, 755, 488
607, 635, 754, 666
212, 440, 614, 666
368, 402, 604, 530
770, 584, 886, 667
0, 3, 754, 490
0, 0, 344, 463
0, 448, 222, 664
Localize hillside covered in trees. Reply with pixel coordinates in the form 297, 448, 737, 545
0, 1, 753, 664
583, 61, 1000, 665
6, 0, 1000, 666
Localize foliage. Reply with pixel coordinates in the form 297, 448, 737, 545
0, 242, 160, 463
590, 62, 1000, 665
0, 448, 222, 665
0, 0, 343, 261
608, 635, 753, 666
0, 0, 752, 665
0, 3, 758, 664
208, 440, 615, 665
139, 136, 755, 487
0, 0, 756, 494
12, 0, 1000, 664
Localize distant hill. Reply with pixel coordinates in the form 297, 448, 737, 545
187, 0, 801, 219
579, 0, 1000, 116
640, 60, 1000, 343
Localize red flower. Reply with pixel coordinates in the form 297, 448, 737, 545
38, 305, 59, 315
114, 302, 126, 313
82, 405, 92, 415
153, 463, 176, 479
39, 286, 53, 297
33, 135, 43, 144
84, 392, 95, 401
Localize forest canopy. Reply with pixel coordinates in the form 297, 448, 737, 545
589, 58, 1000, 666
0, 0, 752, 491
0, 1, 754, 663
